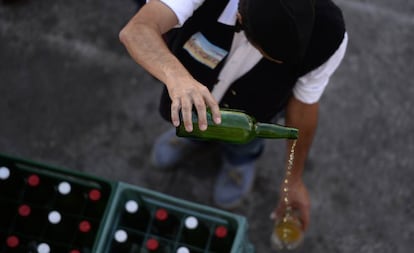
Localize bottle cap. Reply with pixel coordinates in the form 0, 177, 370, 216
215, 225, 228, 238
6, 235, 19, 248
27, 174, 40, 187
79, 220, 91, 233
37, 243, 51, 253
0, 166, 10, 180
155, 208, 168, 221
146, 238, 159, 251
18, 204, 31, 217
58, 181, 71, 195
69, 250, 81, 253
88, 189, 101, 201
184, 216, 198, 230
114, 229, 128, 243
177, 246, 190, 253
125, 200, 139, 213
48, 210, 62, 224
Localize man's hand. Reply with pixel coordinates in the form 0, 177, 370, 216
168, 77, 221, 132
271, 178, 311, 231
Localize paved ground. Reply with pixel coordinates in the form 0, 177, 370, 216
0, 0, 413, 252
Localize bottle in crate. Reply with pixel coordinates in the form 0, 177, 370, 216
180, 216, 209, 249
44, 210, 77, 244
151, 208, 179, 239
4, 235, 24, 253
73, 219, 97, 252
0, 200, 17, 230
110, 229, 144, 253
54, 181, 87, 214
111, 229, 129, 252
176, 246, 190, 253
120, 199, 150, 232
140, 238, 169, 253
22, 173, 55, 206
36, 242, 51, 253
84, 188, 107, 218
209, 225, 234, 253
0, 166, 24, 199
13, 204, 45, 237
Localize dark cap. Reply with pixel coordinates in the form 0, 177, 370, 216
239, 0, 315, 64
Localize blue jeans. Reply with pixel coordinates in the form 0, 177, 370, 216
220, 139, 264, 165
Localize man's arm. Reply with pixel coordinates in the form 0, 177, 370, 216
119, 0, 221, 131
274, 96, 319, 230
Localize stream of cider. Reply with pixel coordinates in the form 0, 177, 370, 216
272, 139, 303, 248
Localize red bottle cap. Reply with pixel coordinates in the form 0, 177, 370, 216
155, 208, 168, 221
69, 250, 81, 253
79, 220, 91, 233
6, 235, 19, 248
215, 225, 228, 238
146, 238, 159, 251
88, 189, 101, 201
27, 174, 40, 187
18, 204, 31, 217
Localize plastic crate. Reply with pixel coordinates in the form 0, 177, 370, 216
0, 153, 114, 253
0, 153, 254, 253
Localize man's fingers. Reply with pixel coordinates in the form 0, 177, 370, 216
170, 84, 220, 131
192, 94, 208, 131
204, 93, 221, 124
300, 205, 310, 230
271, 202, 309, 231
170, 99, 181, 127
290, 202, 310, 231
180, 98, 193, 132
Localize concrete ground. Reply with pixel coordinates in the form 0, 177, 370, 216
0, 0, 413, 252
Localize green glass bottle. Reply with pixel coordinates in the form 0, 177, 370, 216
176, 109, 298, 144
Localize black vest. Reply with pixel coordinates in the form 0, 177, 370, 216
159, 0, 346, 122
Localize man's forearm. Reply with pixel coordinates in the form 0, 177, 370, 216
284, 96, 319, 180
119, 1, 193, 89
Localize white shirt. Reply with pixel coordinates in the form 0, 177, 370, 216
156, 0, 348, 104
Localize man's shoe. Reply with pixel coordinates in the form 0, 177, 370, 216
213, 158, 256, 209
151, 128, 206, 170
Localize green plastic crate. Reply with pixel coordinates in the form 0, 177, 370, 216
0, 153, 254, 253
0, 153, 115, 253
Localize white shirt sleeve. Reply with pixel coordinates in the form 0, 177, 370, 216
158, 0, 205, 27
293, 33, 348, 104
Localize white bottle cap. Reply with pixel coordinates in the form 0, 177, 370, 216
48, 210, 62, 224
37, 243, 51, 253
184, 216, 198, 229
177, 246, 190, 253
58, 181, 71, 195
0, 166, 10, 180
114, 229, 128, 243
125, 200, 138, 213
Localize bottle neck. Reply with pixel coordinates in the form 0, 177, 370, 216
254, 123, 298, 140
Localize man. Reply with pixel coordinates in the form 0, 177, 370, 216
119, 0, 347, 231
